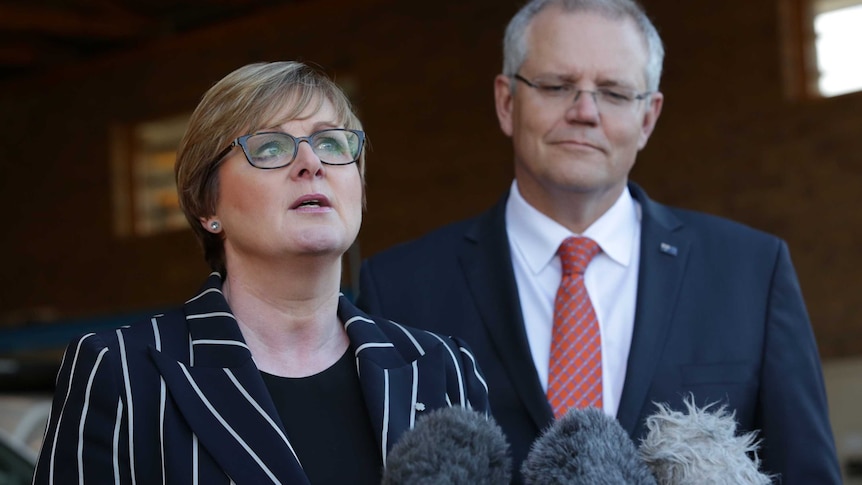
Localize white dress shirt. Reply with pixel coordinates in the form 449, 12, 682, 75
505, 181, 641, 417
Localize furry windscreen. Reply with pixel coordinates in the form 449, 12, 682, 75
638, 397, 773, 485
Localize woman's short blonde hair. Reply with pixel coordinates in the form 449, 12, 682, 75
175, 61, 365, 274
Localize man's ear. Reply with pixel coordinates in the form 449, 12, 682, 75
637, 91, 663, 150
494, 74, 515, 137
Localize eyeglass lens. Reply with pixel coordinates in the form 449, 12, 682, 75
536, 86, 636, 111
244, 129, 361, 168
514, 75, 647, 114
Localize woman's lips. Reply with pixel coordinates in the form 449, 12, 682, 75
290, 193, 332, 210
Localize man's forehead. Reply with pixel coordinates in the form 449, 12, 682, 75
523, 10, 649, 82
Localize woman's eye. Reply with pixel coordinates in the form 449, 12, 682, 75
315, 137, 347, 154
253, 141, 288, 158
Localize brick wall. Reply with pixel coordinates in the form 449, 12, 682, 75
1, 0, 860, 357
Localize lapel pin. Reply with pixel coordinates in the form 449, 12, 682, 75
659, 242, 678, 256
414, 402, 426, 412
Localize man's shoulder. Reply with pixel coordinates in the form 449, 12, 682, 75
644, 202, 791, 269
634, 184, 782, 246
664, 204, 780, 244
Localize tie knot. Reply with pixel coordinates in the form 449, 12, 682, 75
558, 236, 600, 275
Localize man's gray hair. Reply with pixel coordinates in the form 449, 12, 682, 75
502, 0, 665, 92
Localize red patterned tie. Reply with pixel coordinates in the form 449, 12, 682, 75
547, 236, 602, 419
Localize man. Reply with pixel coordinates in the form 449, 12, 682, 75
358, 0, 842, 483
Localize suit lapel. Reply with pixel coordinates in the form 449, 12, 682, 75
152, 273, 309, 485
456, 186, 690, 436
616, 183, 691, 435
458, 195, 554, 430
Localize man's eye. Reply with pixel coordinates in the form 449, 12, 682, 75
538, 84, 573, 96
598, 89, 633, 104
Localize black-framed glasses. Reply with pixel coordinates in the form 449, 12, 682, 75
214, 128, 365, 169
513, 74, 652, 113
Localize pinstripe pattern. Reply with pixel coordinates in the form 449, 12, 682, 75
78, 347, 107, 484
151, 317, 168, 485
112, 400, 122, 485
115, 329, 136, 485
33, 272, 490, 484
223, 368, 301, 464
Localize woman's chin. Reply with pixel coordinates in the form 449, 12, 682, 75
288, 232, 352, 257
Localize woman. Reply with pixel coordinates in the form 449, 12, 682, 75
33, 61, 490, 485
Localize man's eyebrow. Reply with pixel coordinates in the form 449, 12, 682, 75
597, 81, 630, 89
530, 73, 638, 90
594, 76, 641, 89
531, 73, 577, 83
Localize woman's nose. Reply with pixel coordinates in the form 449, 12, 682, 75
289, 140, 325, 178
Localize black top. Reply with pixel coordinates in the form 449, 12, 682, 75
261, 349, 382, 485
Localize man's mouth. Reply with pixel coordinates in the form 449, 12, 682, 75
553, 139, 604, 153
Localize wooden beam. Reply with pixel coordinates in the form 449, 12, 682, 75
0, 5, 153, 39
0, 0, 391, 91
777, 0, 821, 100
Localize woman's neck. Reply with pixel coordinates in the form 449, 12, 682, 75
222, 254, 349, 377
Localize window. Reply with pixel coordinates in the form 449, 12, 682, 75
812, 1, 862, 96
112, 114, 190, 237
781, 0, 862, 98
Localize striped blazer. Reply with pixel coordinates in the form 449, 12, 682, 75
33, 272, 490, 484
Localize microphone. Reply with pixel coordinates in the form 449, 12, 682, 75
381, 406, 512, 485
638, 397, 773, 485
522, 407, 657, 485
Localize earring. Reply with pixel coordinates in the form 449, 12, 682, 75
210, 221, 221, 231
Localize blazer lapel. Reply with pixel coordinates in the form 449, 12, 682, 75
340, 297, 458, 465
341, 297, 417, 464
458, 195, 554, 430
616, 183, 691, 435
151, 273, 310, 485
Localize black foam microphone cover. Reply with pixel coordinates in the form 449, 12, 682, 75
381, 406, 511, 485
522, 407, 657, 485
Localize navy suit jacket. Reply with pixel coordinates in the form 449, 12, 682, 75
34, 272, 490, 484
357, 183, 841, 484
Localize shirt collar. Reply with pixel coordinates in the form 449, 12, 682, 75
505, 181, 640, 275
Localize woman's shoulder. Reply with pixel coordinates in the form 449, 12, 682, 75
373, 315, 456, 346
367, 315, 490, 410
341, 296, 457, 349
363, 314, 479, 368
63, 306, 189, 359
